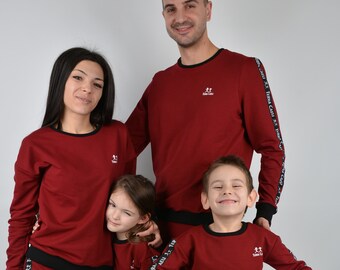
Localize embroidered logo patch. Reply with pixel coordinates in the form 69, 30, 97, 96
202, 87, 214, 96
252, 247, 263, 257
112, 154, 118, 164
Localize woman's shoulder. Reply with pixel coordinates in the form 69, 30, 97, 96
21, 126, 55, 142
105, 119, 127, 129
100, 120, 131, 139
99, 120, 126, 133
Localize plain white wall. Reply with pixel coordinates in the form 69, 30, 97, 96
1, 0, 339, 269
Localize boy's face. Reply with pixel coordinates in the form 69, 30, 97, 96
106, 188, 148, 236
201, 164, 257, 220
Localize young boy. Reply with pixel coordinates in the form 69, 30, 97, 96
151, 155, 312, 269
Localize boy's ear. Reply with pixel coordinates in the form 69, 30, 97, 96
201, 192, 210, 210
137, 213, 151, 225
247, 189, 258, 208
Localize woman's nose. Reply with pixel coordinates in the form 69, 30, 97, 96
81, 81, 92, 93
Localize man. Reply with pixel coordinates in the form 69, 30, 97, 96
126, 0, 285, 243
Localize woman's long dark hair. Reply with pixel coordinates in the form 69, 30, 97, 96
41, 47, 115, 127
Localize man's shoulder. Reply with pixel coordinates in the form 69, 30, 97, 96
153, 61, 178, 77
218, 48, 258, 67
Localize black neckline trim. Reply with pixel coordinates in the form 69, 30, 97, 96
177, 48, 224, 68
203, 221, 248, 237
113, 238, 128, 244
49, 124, 101, 137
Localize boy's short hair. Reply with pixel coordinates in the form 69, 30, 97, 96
202, 155, 254, 193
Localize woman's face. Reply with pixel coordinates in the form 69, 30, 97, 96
63, 60, 104, 121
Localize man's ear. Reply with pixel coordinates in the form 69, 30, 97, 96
137, 213, 151, 225
247, 189, 258, 208
206, 1, 213, 21
201, 192, 210, 210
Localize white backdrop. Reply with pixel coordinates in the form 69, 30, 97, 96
1, 1, 339, 269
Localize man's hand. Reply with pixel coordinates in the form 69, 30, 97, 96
137, 220, 163, 248
254, 217, 271, 231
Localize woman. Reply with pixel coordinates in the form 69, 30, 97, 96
6, 47, 155, 269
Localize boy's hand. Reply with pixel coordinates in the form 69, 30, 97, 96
255, 217, 271, 230
137, 220, 163, 248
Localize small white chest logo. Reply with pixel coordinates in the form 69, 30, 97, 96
112, 154, 118, 164
253, 247, 263, 257
202, 87, 214, 96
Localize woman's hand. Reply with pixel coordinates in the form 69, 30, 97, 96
31, 220, 40, 234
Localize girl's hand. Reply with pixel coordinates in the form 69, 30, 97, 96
137, 220, 162, 248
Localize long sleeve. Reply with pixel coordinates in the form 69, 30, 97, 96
7, 138, 45, 269
265, 234, 312, 269
240, 58, 285, 223
126, 85, 152, 155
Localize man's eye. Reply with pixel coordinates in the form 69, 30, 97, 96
165, 7, 175, 13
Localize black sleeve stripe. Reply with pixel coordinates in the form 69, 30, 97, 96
150, 239, 176, 269
254, 58, 286, 205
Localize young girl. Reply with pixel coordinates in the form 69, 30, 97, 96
106, 174, 160, 270
6, 47, 160, 270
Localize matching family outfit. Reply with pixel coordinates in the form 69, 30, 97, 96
152, 222, 311, 270
7, 121, 136, 269
113, 239, 159, 270
126, 49, 286, 241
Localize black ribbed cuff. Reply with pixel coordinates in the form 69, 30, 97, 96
253, 202, 277, 226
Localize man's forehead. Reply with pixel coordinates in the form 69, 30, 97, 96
163, 0, 200, 6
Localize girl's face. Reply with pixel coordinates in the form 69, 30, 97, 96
63, 60, 104, 121
106, 188, 148, 240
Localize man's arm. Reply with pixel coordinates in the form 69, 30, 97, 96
241, 58, 286, 227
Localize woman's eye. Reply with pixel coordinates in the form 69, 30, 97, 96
73, 75, 82, 80
94, 83, 103, 89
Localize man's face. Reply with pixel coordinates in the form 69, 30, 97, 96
162, 0, 212, 48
